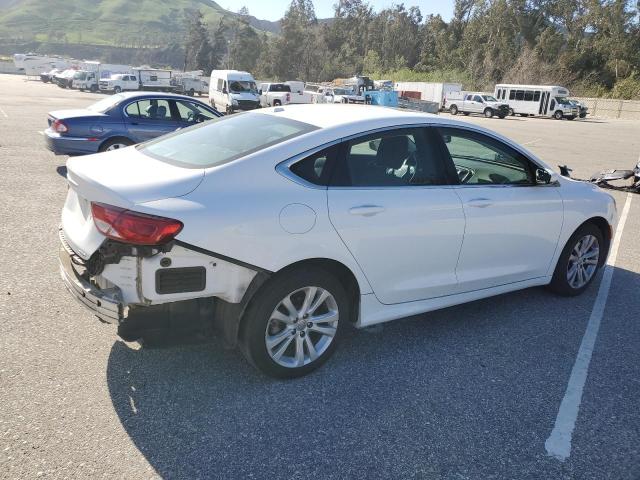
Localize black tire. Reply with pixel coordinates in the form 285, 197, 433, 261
548, 223, 604, 296
239, 268, 349, 378
90, 84, 98, 93
273, 100, 281, 106
450, 104, 458, 115
99, 137, 134, 152
554, 110, 563, 120
508, 108, 515, 116
484, 108, 494, 118
114, 86, 122, 94
188, 88, 195, 97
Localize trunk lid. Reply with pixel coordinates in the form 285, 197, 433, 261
48, 109, 107, 122
62, 147, 204, 259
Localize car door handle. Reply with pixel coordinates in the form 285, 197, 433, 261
466, 198, 493, 208
349, 205, 385, 217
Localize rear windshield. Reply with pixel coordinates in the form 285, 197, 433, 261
140, 112, 318, 168
86, 94, 126, 113
269, 84, 291, 92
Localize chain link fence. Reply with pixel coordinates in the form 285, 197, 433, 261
574, 97, 640, 120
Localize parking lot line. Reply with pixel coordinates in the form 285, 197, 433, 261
545, 192, 633, 461
0, 106, 8, 118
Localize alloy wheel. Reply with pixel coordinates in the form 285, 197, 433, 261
567, 234, 600, 289
106, 143, 128, 151
265, 286, 339, 368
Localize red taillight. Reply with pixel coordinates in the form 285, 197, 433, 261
52, 119, 68, 133
91, 202, 183, 245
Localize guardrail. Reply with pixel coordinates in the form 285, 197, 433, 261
573, 97, 640, 120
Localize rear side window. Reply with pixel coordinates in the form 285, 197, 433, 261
289, 146, 337, 186
141, 113, 318, 168
331, 128, 450, 187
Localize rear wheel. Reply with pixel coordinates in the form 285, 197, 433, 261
273, 99, 281, 106
484, 108, 494, 118
450, 104, 458, 115
90, 84, 98, 93
99, 137, 134, 152
240, 268, 348, 378
548, 223, 603, 296
188, 88, 195, 97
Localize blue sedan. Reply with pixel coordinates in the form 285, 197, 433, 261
44, 92, 222, 156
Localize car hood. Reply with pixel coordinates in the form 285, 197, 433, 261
48, 109, 108, 120
66, 146, 205, 206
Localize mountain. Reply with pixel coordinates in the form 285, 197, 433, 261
0, 0, 280, 46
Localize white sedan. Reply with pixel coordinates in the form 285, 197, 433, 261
59, 104, 616, 378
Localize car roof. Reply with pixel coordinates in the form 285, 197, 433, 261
254, 104, 439, 130
113, 91, 203, 101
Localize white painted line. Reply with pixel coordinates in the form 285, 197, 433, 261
0, 107, 7, 118
545, 192, 633, 461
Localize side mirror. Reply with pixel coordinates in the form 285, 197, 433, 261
536, 168, 553, 184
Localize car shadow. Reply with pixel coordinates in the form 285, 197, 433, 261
105, 266, 639, 478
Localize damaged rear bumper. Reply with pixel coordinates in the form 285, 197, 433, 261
59, 241, 126, 323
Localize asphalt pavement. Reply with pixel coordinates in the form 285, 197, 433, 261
0, 74, 638, 479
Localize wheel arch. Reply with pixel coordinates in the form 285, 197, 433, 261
582, 216, 612, 266
98, 136, 135, 152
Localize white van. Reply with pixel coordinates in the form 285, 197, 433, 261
494, 84, 580, 120
209, 70, 260, 114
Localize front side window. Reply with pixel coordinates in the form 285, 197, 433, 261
141, 113, 318, 168
438, 128, 533, 186
473, 95, 483, 103
331, 128, 449, 187
175, 100, 218, 123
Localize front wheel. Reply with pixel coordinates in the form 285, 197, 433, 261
240, 268, 349, 378
554, 110, 563, 120
508, 108, 515, 116
114, 86, 122, 94
484, 108, 494, 118
548, 224, 603, 296
450, 104, 458, 115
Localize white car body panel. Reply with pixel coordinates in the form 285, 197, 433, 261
59, 104, 616, 328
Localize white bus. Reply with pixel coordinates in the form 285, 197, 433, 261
494, 84, 580, 120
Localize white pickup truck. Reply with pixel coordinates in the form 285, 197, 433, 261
100, 69, 174, 93
445, 92, 510, 119
258, 83, 291, 107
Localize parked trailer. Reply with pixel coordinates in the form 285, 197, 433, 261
494, 84, 580, 120
394, 82, 462, 110
99, 68, 174, 93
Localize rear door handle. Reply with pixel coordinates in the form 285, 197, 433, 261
466, 198, 492, 208
349, 205, 385, 217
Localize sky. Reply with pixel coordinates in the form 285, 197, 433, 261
223, 0, 455, 22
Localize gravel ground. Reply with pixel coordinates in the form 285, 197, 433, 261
0, 74, 639, 479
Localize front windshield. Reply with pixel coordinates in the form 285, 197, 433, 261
482, 95, 497, 102
229, 80, 257, 94
555, 97, 571, 105
73, 72, 86, 80
86, 94, 125, 113
141, 112, 318, 168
